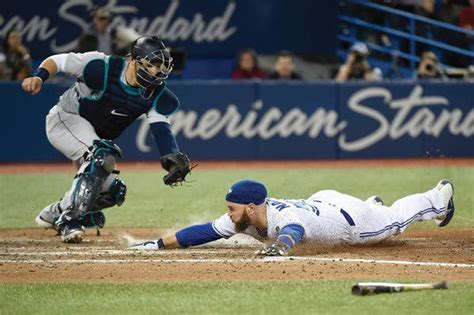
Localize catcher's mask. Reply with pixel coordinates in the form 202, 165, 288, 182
130, 36, 173, 99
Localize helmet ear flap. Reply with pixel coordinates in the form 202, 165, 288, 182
130, 38, 139, 59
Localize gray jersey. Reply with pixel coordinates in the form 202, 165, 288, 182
55, 51, 169, 124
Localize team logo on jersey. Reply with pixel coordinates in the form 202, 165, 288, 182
111, 109, 128, 117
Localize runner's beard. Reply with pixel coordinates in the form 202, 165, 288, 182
234, 210, 251, 232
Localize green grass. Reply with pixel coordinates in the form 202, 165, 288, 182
1, 281, 473, 315
0, 166, 473, 229
1, 166, 473, 314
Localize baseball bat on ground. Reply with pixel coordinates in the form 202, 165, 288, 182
351, 281, 448, 296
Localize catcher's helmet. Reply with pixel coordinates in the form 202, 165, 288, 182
130, 36, 173, 99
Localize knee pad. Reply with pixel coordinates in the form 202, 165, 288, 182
92, 176, 127, 211
80, 211, 106, 229
69, 140, 123, 217
80, 140, 123, 175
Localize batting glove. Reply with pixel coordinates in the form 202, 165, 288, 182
255, 241, 291, 257
128, 239, 165, 251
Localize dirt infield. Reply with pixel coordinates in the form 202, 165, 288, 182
1, 159, 473, 284
0, 158, 473, 174
1, 227, 472, 283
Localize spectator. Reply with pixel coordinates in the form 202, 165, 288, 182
77, 7, 115, 54
384, 51, 403, 79
335, 42, 381, 81
268, 50, 302, 80
0, 28, 32, 80
436, 0, 459, 25
416, 0, 437, 19
413, 51, 447, 79
453, 0, 474, 67
459, 0, 474, 30
77, 7, 139, 56
231, 49, 265, 80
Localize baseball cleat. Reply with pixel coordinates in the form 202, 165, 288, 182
35, 201, 62, 229
128, 240, 159, 250
365, 195, 384, 206
59, 221, 85, 243
434, 179, 455, 227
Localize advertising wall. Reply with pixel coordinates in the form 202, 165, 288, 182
1, 0, 337, 59
1, 81, 472, 162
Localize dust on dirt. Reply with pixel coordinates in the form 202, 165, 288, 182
0, 228, 472, 283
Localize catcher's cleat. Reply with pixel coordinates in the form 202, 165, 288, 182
434, 179, 455, 227
36, 202, 106, 231
128, 240, 160, 251
36, 201, 62, 229
365, 195, 384, 206
58, 220, 85, 243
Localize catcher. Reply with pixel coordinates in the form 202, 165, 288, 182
22, 36, 192, 243
130, 179, 455, 256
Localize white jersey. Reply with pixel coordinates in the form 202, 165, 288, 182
53, 51, 169, 124
213, 197, 352, 245
212, 187, 447, 245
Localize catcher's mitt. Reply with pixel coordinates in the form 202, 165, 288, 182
160, 152, 193, 186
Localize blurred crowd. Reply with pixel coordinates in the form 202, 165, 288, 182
231, 41, 452, 82
386, 0, 473, 27
0, 2, 472, 82
0, 29, 32, 81
231, 49, 302, 81
341, 0, 473, 69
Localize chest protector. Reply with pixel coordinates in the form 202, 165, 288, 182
78, 57, 166, 139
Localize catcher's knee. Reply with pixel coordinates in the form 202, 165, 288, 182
76, 140, 123, 175
69, 140, 124, 216
87, 140, 123, 173
93, 176, 127, 211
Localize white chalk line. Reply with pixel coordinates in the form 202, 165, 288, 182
0, 256, 473, 268
1, 249, 227, 256
0, 238, 117, 243
1, 246, 117, 251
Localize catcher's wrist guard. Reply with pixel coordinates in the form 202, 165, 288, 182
33, 67, 50, 82
160, 152, 193, 186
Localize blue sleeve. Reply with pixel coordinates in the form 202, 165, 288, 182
175, 222, 223, 248
149, 122, 179, 157
153, 88, 180, 116
277, 224, 305, 249
82, 59, 106, 90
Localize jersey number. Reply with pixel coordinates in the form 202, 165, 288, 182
269, 199, 320, 216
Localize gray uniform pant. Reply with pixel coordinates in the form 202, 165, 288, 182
44, 105, 116, 218
46, 105, 100, 161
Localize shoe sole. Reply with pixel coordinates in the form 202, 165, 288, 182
366, 195, 384, 206
373, 196, 384, 206
435, 179, 455, 227
61, 230, 84, 243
